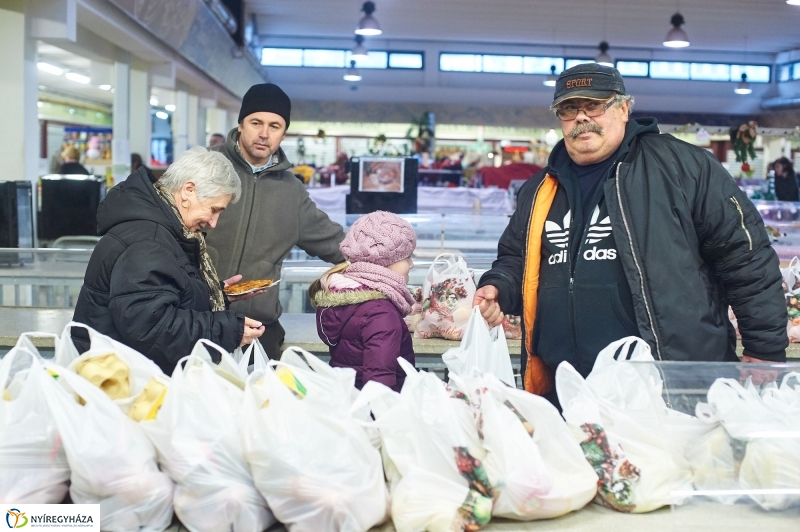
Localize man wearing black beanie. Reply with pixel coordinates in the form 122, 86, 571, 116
206, 83, 345, 359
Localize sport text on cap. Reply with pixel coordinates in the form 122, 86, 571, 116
551, 63, 626, 108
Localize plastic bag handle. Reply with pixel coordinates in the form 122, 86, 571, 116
0, 345, 43, 389
398, 357, 418, 377
780, 371, 800, 390
348, 379, 398, 420
237, 341, 269, 374
279, 345, 336, 376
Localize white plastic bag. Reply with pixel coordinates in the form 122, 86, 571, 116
233, 340, 270, 376
416, 254, 476, 341
0, 334, 70, 504
41, 361, 173, 532
449, 371, 597, 520
556, 337, 704, 513
700, 378, 800, 511
442, 307, 516, 387
142, 340, 274, 532
241, 351, 388, 532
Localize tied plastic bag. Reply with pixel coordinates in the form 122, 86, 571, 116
353, 360, 494, 532
57, 322, 169, 421
142, 340, 273, 532
556, 337, 708, 513
232, 340, 270, 376
416, 254, 476, 341
698, 377, 800, 511
442, 307, 516, 387
241, 349, 388, 532
0, 334, 70, 504
448, 372, 597, 520
40, 362, 173, 531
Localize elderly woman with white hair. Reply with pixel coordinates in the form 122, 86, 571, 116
72, 147, 264, 373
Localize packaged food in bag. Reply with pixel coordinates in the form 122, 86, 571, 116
142, 340, 273, 532
416, 254, 476, 341
242, 349, 388, 532
0, 335, 70, 504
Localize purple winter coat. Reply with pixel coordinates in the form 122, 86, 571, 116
316, 294, 415, 392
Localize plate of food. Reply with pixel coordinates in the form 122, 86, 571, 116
223, 279, 279, 296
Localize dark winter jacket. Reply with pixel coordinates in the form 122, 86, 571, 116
774, 171, 800, 202
479, 117, 787, 394
315, 288, 415, 391
72, 167, 245, 375
206, 129, 346, 327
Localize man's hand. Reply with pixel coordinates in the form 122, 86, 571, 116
240, 317, 265, 347
740, 354, 780, 386
473, 285, 504, 327
223, 274, 268, 302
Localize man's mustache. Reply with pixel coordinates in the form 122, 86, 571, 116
569, 123, 604, 139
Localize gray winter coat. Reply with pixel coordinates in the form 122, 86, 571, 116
206, 128, 346, 325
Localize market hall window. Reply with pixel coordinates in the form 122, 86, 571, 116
615, 61, 649, 77
388, 53, 424, 69
261, 48, 423, 70
439, 53, 483, 72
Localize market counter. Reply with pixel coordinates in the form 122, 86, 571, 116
1, 308, 800, 362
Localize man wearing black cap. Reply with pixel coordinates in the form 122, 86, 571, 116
474, 64, 786, 401
206, 83, 345, 358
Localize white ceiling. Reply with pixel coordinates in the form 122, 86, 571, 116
37, 42, 114, 106
249, 0, 800, 55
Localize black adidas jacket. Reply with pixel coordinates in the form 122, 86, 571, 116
480, 117, 787, 374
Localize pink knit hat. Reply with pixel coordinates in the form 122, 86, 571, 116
340, 211, 416, 267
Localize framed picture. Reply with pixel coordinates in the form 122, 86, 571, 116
358, 157, 405, 193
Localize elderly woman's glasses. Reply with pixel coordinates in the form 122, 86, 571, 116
555, 98, 615, 121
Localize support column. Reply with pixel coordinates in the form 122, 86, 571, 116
112, 50, 131, 183
197, 106, 208, 147
0, 2, 39, 187
187, 94, 199, 148
172, 90, 189, 158
129, 63, 151, 167
206, 107, 230, 141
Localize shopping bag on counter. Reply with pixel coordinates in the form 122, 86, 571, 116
442, 307, 516, 387
352, 360, 494, 532
0, 334, 70, 504
57, 322, 169, 421
698, 377, 800, 511
556, 337, 709, 513
141, 340, 274, 532
448, 372, 597, 520
415, 254, 476, 341
241, 353, 388, 532
403, 286, 424, 333
40, 361, 173, 532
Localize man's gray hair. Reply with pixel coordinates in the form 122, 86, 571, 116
615, 94, 635, 116
158, 146, 241, 203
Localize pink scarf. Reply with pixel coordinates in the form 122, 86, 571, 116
343, 262, 415, 316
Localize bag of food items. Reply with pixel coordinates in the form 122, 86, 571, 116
143, 340, 274, 532
0, 335, 70, 504
403, 286, 424, 333
447, 371, 597, 520
41, 360, 173, 531
781, 257, 800, 342
241, 349, 388, 532
442, 307, 516, 387
416, 254, 476, 341
502, 314, 523, 340
698, 377, 800, 511
354, 359, 494, 532
556, 337, 711, 513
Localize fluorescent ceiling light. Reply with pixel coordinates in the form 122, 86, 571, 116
65, 72, 90, 84
355, 1, 382, 36
165, 104, 176, 112
663, 13, 689, 48
37, 102, 43, 108
37, 62, 63, 75
98, 84, 112, 91
150, 97, 159, 106
156, 111, 169, 120
787, 0, 800, 5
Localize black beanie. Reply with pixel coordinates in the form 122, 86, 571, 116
238, 83, 291, 129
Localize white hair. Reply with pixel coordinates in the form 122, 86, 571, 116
158, 146, 241, 202
614, 94, 635, 116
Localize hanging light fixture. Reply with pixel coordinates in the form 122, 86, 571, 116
351, 35, 369, 60
355, 1, 382, 36
734, 73, 752, 95
344, 60, 362, 81
663, 13, 689, 47
543, 65, 558, 87
595, 41, 614, 67
787, 0, 800, 5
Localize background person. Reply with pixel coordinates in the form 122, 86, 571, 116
72, 147, 264, 374
209, 133, 226, 147
206, 83, 345, 359
473, 63, 787, 402
58, 146, 90, 175
309, 211, 416, 391
773, 156, 799, 202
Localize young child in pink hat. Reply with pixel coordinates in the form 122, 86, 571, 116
308, 211, 416, 391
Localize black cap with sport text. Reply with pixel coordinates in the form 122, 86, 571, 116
551, 63, 626, 108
